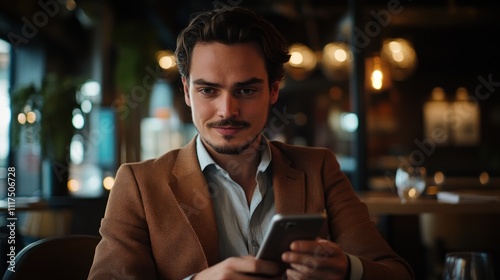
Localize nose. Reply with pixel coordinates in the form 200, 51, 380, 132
218, 93, 239, 119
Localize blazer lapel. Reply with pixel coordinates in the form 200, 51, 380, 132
170, 138, 219, 266
167, 139, 306, 266
270, 143, 307, 214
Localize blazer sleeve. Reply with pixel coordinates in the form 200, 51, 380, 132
88, 164, 157, 280
321, 150, 415, 280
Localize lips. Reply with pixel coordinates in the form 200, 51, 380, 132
213, 126, 245, 136
208, 119, 250, 136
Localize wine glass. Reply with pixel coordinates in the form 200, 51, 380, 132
394, 165, 426, 202
443, 252, 495, 280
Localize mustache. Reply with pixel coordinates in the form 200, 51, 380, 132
208, 118, 250, 128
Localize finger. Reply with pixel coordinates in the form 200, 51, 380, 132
289, 240, 337, 261
290, 262, 315, 274
282, 248, 346, 273
315, 239, 337, 259
284, 253, 323, 270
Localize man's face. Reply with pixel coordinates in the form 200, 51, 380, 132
182, 42, 279, 155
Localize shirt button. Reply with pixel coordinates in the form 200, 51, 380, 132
251, 240, 259, 247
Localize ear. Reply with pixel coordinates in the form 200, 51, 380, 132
269, 81, 280, 105
182, 76, 191, 107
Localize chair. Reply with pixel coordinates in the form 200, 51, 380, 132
2, 235, 101, 280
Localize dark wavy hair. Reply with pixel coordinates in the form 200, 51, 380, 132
175, 7, 290, 86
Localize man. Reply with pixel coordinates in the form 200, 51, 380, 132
89, 6, 414, 280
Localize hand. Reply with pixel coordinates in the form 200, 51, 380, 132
193, 255, 282, 280
281, 238, 349, 280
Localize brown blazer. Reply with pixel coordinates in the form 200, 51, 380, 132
89, 138, 414, 279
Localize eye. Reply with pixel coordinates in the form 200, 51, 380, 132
198, 87, 216, 96
236, 88, 257, 96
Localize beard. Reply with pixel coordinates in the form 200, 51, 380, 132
204, 133, 260, 155
203, 118, 259, 155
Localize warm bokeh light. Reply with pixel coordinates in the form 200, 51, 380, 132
371, 69, 383, 90
388, 40, 402, 53
156, 50, 177, 70
381, 38, 417, 81
284, 43, 317, 80
289, 52, 304, 65
426, 185, 439, 195
455, 87, 469, 101
68, 179, 80, 192
479, 172, 490, 185
17, 113, 26, 124
66, 0, 77, 11
159, 56, 175, 69
287, 43, 316, 70
334, 49, 348, 62
321, 42, 351, 81
26, 111, 36, 123
103, 176, 115, 190
366, 56, 390, 92
294, 112, 308, 126
323, 42, 350, 65
407, 188, 418, 198
391, 51, 404, 63
431, 87, 446, 101
434, 171, 445, 185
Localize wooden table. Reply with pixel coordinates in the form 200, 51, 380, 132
357, 190, 500, 216
357, 190, 500, 280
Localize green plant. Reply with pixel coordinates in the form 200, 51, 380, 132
11, 73, 82, 163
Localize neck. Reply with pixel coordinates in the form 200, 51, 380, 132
210, 137, 262, 177
207, 136, 264, 204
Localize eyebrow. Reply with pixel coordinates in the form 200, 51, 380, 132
192, 77, 264, 87
235, 77, 265, 87
192, 79, 220, 87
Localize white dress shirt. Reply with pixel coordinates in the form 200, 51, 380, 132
196, 135, 276, 260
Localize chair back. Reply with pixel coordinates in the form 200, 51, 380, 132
2, 235, 101, 280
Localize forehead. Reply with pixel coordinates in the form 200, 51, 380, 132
189, 42, 268, 82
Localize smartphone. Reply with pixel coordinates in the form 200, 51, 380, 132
256, 212, 327, 264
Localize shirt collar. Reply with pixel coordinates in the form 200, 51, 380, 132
196, 134, 272, 172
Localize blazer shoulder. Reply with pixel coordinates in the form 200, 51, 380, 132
119, 147, 184, 174
269, 140, 339, 170
270, 140, 334, 158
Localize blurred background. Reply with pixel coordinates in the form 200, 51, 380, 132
1, 0, 500, 279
